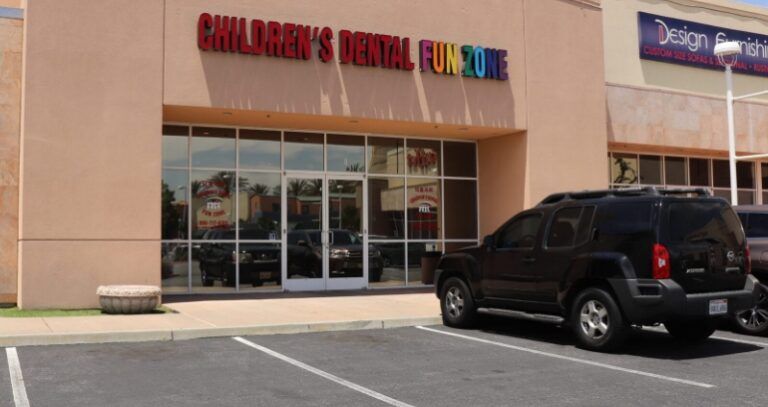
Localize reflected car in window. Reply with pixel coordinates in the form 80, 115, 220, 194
197, 229, 280, 287
288, 229, 384, 281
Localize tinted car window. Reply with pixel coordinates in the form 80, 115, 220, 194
575, 206, 596, 245
287, 232, 305, 245
595, 202, 652, 235
667, 202, 744, 246
331, 231, 361, 245
498, 214, 541, 249
746, 213, 768, 238
547, 207, 581, 248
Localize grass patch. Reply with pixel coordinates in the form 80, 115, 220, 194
0, 305, 176, 318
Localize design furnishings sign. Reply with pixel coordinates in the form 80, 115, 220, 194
638, 11, 768, 77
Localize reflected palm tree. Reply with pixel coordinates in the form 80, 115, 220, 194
248, 183, 271, 196
287, 179, 309, 197
306, 179, 323, 196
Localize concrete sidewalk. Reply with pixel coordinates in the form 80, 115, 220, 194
0, 293, 441, 347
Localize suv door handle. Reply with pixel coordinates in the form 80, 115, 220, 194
523, 257, 536, 264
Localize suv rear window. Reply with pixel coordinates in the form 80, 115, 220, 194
667, 201, 744, 246
595, 202, 652, 235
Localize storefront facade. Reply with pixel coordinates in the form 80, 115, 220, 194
604, 0, 768, 202
1, 0, 607, 308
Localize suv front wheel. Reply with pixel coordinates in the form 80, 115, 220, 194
571, 287, 628, 352
440, 277, 477, 328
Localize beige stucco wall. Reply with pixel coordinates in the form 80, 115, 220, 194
0, 16, 21, 304
478, 132, 527, 236
163, 0, 527, 131
18, 0, 164, 308
523, 0, 609, 205
604, 0, 768, 154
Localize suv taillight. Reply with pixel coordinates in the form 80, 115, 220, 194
745, 245, 752, 274
652, 243, 670, 279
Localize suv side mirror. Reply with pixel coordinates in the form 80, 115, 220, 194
483, 235, 495, 250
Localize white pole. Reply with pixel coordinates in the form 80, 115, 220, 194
725, 65, 739, 205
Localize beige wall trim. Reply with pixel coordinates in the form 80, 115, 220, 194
608, 141, 740, 158
606, 82, 768, 106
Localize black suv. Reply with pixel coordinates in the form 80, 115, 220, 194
435, 187, 759, 351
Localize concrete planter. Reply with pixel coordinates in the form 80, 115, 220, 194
96, 285, 161, 314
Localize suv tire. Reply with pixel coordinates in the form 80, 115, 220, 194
440, 277, 477, 328
571, 287, 628, 352
665, 320, 717, 342
733, 283, 768, 336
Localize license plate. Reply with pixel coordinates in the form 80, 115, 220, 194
259, 272, 272, 280
709, 299, 728, 315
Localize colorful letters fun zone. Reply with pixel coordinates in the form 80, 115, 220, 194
197, 13, 509, 81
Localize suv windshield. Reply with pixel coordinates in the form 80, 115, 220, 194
667, 201, 744, 246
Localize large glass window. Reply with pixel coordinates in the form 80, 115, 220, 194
639, 155, 662, 185
191, 127, 236, 168
327, 134, 365, 172
443, 141, 476, 177
407, 178, 441, 240
665, 156, 687, 185
407, 139, 441, 176
444, 179, 477, 239
368, 137, 404, 174
163, 126, 479, 293
611, 153, 638, 185
689, 158, 710, 186
239, 130, 280, 170
285, 132, 323, 171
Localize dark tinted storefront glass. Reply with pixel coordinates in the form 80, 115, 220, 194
161, 242, 188, 293
327, 134, 364, 172
712, 159, 729, 188
191, 127, 236, 168
445, 242, 478, 253
162, 125, 188, 167
688, 158, 710, 186
407, 178, 441, 239
407, 139, 441, 176
191, 170, 237, 236
639, 155, 661, 185
368, 137, 404, 174
239, 130, 281, 170
368, 177, 405, 239
284, 132, 324, 171
444, 180, 477, 239
763, 163, 768, 189
238, 172, 281, 237
737, 161, 754, 189
738, 190, 755, 205
370, 242, 405, 287
610, 153, 638, 184
443, 141, 476, 177
408, 242, 442, 285
162, 169, 188, 240
665, 156, 686, 185
746, 214, 768, 238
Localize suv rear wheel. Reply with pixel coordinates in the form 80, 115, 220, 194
571, 287, 628, 352
440, 277, 477, 328
665, 320, 717, 342
734, 283, 768, 336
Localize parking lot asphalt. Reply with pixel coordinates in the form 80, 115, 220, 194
3, 319, 768, 407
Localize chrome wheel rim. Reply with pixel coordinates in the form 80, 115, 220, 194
580, 300, 609, 339
445, 287, 465, 319
737, 288, 768, 330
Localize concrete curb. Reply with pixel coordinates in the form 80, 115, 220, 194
0, 316, 443, 347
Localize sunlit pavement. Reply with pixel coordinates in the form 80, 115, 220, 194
3, 319, 768, 407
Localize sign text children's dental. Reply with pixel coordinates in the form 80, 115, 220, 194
197, 13, 509, 81
638, 11, 768, 77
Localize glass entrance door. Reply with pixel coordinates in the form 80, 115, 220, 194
282, 174, 367, 291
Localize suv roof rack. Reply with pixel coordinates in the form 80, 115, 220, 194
537, 187, 711, 206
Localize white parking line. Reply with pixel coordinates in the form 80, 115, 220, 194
5, 348, 30, 407
415, 326, 715, 389
232, 337, 414, 407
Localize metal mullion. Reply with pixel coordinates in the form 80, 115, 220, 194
403, 138, 409, 284
475, 139, 481, 243
235, 128, 240, 292
162, 166, 188, 171
440, 140, 446, 255
280, 129, 287, 293
190, 166, 237, 172
186, 125, 192, 293
443, 175, 478, 181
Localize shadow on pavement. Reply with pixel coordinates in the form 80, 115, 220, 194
474, 315, 763, 360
